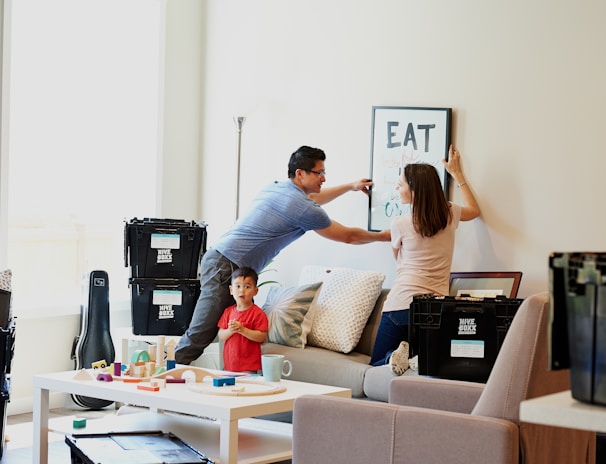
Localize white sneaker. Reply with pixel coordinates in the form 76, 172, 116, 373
388, 341, 409, 376
409, 355, 418, 371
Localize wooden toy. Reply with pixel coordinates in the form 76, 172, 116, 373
96, 373, 113, 382
213, 377, 236, 387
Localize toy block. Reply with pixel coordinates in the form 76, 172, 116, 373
91, 359, 108, 370
165, 378, 186, 384
213, 377, 236, 387
123, 377, 141, 383
131, 349, 150, 363
73, 417, 87, 428
151, 379, 166, 389
137, 383, 160, 392
96, 373, 113, 382
73, 369, 94, 381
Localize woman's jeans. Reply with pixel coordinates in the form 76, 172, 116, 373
370, 309, 409, 366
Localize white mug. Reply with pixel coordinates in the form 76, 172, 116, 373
261, 354, 292, 382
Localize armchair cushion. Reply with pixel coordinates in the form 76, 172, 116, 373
293, 395, 519, 464
389, 375, 485, 414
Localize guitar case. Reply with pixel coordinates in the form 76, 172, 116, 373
70, 270, 115, 409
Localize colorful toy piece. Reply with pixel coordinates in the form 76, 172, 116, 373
96, 373, 113, 382
131, 350, 151, 363
73, 417, 87, 428
213, 377, 236, 387
137, 383, 160, 392
165, 378, 186, 384
91, 359, 108, 370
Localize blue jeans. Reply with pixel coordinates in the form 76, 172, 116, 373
370, 309, 409, 366
175, 248, 237, 364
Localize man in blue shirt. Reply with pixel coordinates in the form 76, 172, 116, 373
175, 145, 391, 364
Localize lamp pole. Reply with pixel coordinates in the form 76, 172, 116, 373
233, 116, 246, 221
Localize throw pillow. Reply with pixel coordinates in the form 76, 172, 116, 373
0, 269, 11, 292
262, 282, 322, 348
307, 267, 385, 354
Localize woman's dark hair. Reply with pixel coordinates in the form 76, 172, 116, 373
404, 163, 452, 238
288, 146, 326, 178
231, 266, 259, 285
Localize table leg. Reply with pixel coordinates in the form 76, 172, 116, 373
32, 386, 49, 464
219, 418, 239, 464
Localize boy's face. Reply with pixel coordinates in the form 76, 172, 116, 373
229, 275, 259, 306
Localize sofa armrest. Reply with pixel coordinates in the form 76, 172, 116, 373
389, 376, 485, 413
293, 395, 518, 464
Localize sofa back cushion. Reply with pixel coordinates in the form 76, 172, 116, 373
355, 289, 389, 356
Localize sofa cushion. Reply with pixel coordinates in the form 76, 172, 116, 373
303, 267, 385, 354
262, 282, 322, 348
262, 342, 372, 397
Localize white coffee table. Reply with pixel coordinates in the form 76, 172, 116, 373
33, 369, 351, 464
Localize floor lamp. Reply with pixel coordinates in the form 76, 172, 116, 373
233, 116, 246, 221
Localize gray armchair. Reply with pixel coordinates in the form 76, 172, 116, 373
292, 293, 595, 464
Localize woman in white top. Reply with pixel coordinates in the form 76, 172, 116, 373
370, 145, 481, 375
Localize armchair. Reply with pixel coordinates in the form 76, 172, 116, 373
292, 293, 596, 464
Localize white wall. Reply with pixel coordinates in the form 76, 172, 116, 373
8, 0, 606, 414
5, 0, 206, 415
199, 0, 606, 296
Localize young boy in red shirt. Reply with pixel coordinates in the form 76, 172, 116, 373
217, 267, 268, 373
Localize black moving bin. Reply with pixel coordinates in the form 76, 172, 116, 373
410, 294, 524, 382
65, 431, 214, 464
549, 252, 606, 406
124, 218, 207, 279
130, 278, 200, 335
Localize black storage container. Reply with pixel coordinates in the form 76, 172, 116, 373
65, 431, 214, 464
549, 252, 606, 406
410, 294, 524, 382
124, 218, 207, 279
130, 278, 200, 335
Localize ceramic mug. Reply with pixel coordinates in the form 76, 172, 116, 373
261, 354, 292, 382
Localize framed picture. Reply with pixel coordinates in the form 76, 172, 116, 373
449, 271, 523, 299
368, 106, 452, 231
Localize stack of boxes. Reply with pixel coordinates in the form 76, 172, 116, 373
124, 218, 207, 336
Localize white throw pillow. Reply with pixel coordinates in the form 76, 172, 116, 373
305, 267, 385, 353
262, 282, 322, 348
0, 269, 11, 292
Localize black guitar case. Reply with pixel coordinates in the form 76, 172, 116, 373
70, 270, 115, 409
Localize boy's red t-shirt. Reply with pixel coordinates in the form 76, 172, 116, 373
218, 303, 268, 372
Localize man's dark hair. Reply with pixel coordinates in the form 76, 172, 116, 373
231, 266, 259, 285
287, 146, 326, 178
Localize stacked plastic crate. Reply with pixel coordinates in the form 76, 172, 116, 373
0, 270, 15, 459
410, 293, 524, 383
124, 218, 207, 336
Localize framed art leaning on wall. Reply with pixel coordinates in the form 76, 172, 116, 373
368, 106, 452, 231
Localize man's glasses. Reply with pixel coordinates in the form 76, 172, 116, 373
306, 169, 326, 177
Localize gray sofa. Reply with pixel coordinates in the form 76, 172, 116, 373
262, 289, 390, 398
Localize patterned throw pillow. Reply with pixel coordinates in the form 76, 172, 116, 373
306, 267, 385, 354
262, 282, 323, 348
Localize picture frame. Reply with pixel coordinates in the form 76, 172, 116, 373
449, 271, 523, 299
368, 106, 452, 231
